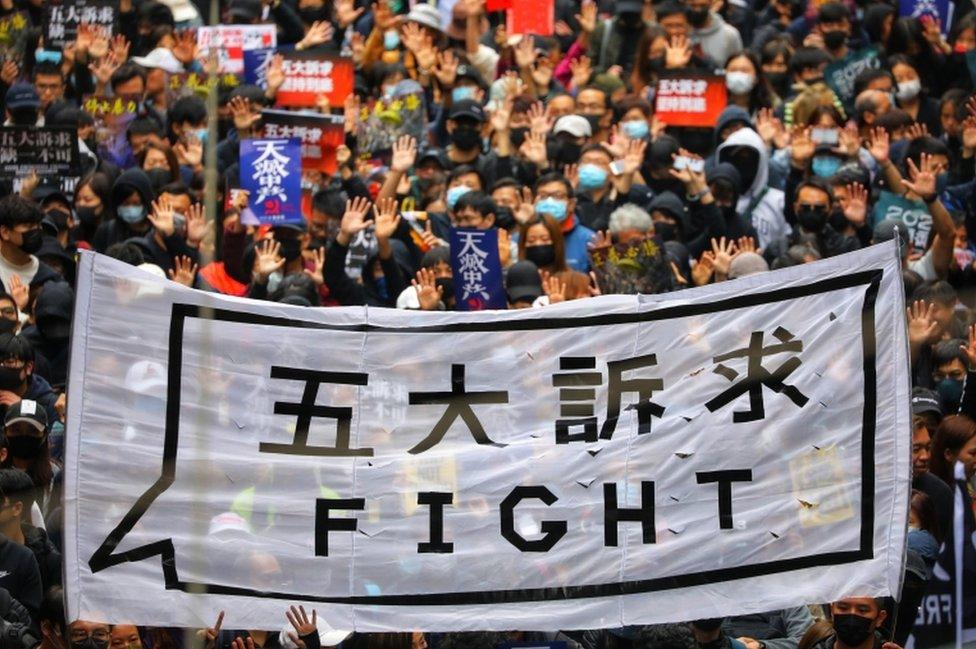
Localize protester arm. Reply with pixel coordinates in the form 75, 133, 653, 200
270, 0, 307, 45
323, 240, 366, 306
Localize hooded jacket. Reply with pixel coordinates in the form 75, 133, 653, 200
0, 534, 42, 621
91, 168, 156, 253
716, 128, 790, 249
690, 12, 743, 67
21, 281, 73, 389
22, 524, 60, 591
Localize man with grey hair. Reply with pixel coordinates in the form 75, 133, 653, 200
608, 204, 654, 243
854, 89, 892, 139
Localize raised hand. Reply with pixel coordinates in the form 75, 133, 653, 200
665, 35, 692, 69
149, 198, 176, 237
755, 107, 783, 147
266, 54, 285, 96
336, 0, 365, 28
338, 196, 372, 246
0, 59, 17, 86
519, 131, 548, 168
489, 98, 513, 135
842, 182, 868, 227
514, 187, 535, 225
710, 236, 736, 280
903, 153, 937, 199
185, 202, 207, 246
231, 637, 255, 649
7, 274, 28, 312
298, 20, 334, 50
174, 139, 203, 169
907, 299, 939, 347
692, 251, 715, 286
587, 229, 613, 255
575, 0, 597, 34
621, 137, 648, 176
412, 267, 443, 310
372, 197, 401, 240
167, 255, 198, 287
303, 247, 325, 287
199, 610, 224, 649
866, 126, 889, 164
531, 57, 554, 89
433, 49, 458, 88
905, 122, 930, 141
109, 34, 131, 61
527, 101, 554, 135
735, 236, 760, 255
790, 126, 815, 167
229, 96, 260, 132
253, 239, 286, 281
514, 35, 536, 70
542, 270, 567, 304
569, 55, 592, 91
286, 605, 318, 646
390, 135, 418, 173
172, 30, 198, 65
835, 123, 860, 158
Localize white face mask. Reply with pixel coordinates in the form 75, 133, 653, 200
896, 78, 921, 102
725, 71, 756, 95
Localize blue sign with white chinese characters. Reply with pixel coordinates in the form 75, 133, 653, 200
239, 138, 303, 225
449, 228, 507, 310
243, 47, 274, 89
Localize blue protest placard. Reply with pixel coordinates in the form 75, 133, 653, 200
244, 47, 274, 89
449, 228, 507, 310
239, 138, 303, 225
899, 0, 953, 35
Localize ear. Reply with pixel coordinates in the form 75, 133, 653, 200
484, 213, 495, 228
11, 501, 22, 518
945, 448, 956, 462
446, 120, 456, 134
876, 609, 887, 626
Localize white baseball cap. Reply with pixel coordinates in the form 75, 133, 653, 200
131, 48, 185, 74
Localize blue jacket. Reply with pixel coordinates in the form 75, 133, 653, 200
564, 219, 596, 273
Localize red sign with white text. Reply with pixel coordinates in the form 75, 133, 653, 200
274, 51, 354, 108
653, 75, 727, 128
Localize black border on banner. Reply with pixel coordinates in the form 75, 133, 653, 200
88, 268, 883, 606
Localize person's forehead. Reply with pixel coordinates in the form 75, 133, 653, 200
161, 192, 190, 204
660, 12, 687, 23
577, 89, 606, 104
111, 625, 139, 637
836, 597, 878, 609
537, 180, 567, 194
798, 186, 830, 202
581, 149, 610, 163
71, 620, 110, 633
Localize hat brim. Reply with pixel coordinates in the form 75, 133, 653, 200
508, 287, 542, 303
5, 416, 46, 433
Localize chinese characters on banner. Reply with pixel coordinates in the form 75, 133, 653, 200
449, 228, 507, 310
653, 75, 727, 127
824, 47, 882, 107
898, 0, 953, 35
239, 138, 303, 225
0, 127, 80, 177
82, 95, 141, 170
64, 242, 910, 631
44, 0, 115, 50
244, 48, 275, 89
196, 25, 276, 75
167, 73, 240, 106
274, 52, 354, 108
261, 109, 345, 173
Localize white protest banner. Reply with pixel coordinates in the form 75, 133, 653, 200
196, 25, 276, 74
64, 242, 910, 632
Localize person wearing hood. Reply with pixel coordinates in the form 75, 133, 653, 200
0, 467, 60, 592
641, 135, 690, 198
648, 191, 689, 244
716, 127, 790, 249
0, 196, 61, 305
20, 281, 72, 390
686, 0, 743, 66
92, 168, 156, 253
708, 105, 753, 170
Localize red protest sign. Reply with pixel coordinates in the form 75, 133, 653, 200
486, 0, 513, 11
506, 0, 553, 35
274, 51, 354, 108
262, 109, 345, 174
653, 75, 727, 128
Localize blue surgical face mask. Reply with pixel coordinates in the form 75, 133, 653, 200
384, 30, 400, 50
936, 378, 963, 412
194, 128, 208, 145
452, 86, 476, 103
118, 205, 146, 224
621, 119, 649, 140
578, 163, 608, 190
35, 49, 62, 64
535, 197, 568, 222
811, 155, 841, 178
446, 185, 472, 210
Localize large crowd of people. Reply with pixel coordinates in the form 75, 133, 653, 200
0, 0, 973, 646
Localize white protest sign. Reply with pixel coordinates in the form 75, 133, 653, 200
196, 25, 276, 74
64, 243, 910, 632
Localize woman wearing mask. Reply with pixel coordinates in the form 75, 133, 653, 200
929, 414, 976, 489
889, 55, 941, 136
517, 214, 567, 274
72, 172, 112, 249
91, 169, 156, 253
724, 52, 777, 115
629, 25, 668, 98
138, 143, 181, 193
760, 39, 794, 102
1, 399, 56, 517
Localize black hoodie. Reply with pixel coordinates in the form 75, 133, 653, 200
0, 535, 41, 622
91, 168, 156, 253
22, 281, 73, 389
21, 525, 60, 592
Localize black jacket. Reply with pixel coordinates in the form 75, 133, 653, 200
0, 535, 42, 622
21, 525, 60, 592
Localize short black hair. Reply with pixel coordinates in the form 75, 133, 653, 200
853, 68, 894, 96
159, 182, 192, 199
789, 47, 831, 75
110, 62, 147, 93
448, 164, 484, 188
421, 246, 451, 269
127, 117, 163, 139
490, 177, 520, 193
0, 333, 34, 365
932, 338, 966, 367
534, 172, 575, 200
454, 191, 497, 218
818, 2, 850, 23
655, 0, 687, 20
105, 242, 147, 266
913, 280, 957, 305
795, 177, 834, 202
905, 135, 951, 167
0, 195, 44, 230
32, 61, 62, 80
0, 468, 35, 515
311, 189, 347, 219
169, 95, 208, 127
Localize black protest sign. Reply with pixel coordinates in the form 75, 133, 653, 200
44, 0, 115, 50
0, 127, 80, 178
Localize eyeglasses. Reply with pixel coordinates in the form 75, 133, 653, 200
71, 631, 110, 644
35, 82, 63, 92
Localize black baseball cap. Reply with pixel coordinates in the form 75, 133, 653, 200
506, 261, 543, 304
448, 99, 486, 123
911, 387, 942, 417
4, 399, 47, 432
418, 148, 450, 169
5, 83, 39, 110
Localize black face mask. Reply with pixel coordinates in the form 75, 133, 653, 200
648, 56, 666, 73
145, 168, 172, 192
46, 209, 70, 232
618, 11, 643, 29
299, 7, 330, 24
0, 319, 16, 335
687, 7, 710, 26
494, 206, 515, 230
524, 244, 556, 268
829, 207, 848, 232
75, 206, 101, 229
547, 139, 582, 166
19, 228, 43, 254
766, 71, 789, 96
832, 614, 876, 647
275, 237, 303, 262
71, 638, 108, 649
0, 366, 23, 391
583, 114, 603, 134
653, 220, 679, 242
435, 277, 455, 302
7, 434, 44, 459
451, 124, 482, 151
84, 137, 97, 152
822, 29, 847, 50
510, 127, 528, 148
719, 146, 760, 190
797, 205, 828, 232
